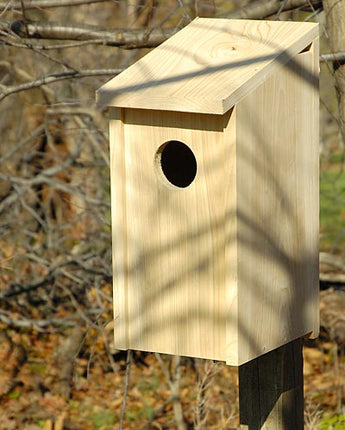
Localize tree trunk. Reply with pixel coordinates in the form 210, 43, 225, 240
55, 325, 84, 399
323, 0, 345, 145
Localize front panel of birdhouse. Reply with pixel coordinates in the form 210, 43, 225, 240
110, 108, 236, 362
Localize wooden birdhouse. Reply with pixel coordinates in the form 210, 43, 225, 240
97, 18, 319, 365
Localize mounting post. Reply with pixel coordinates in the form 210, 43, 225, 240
239, 338, 304, 429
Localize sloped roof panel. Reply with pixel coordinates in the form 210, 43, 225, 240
97, 18, 318, 114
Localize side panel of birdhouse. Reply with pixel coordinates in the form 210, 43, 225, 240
109, 108, 128, 350
233, 39, 319, 365
110, 108, 236, 361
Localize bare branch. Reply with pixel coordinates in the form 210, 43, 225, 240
142, 396, 175, 430
0, 0, 109, 10
0, 255, 77, 299
0, 309, 77, 331
0, 59, 54, 101
2, 1, 321, 55
0, 0, 11, 16
0, 169, 110, 213
224, 0, 322, 19
1, 38, 124, 50
19, 0, 29, 22
194, 360, 223, 429
0, 68, 122, 101
155, 354, 187, 430
58, 282, 97, 327
0, 124, 45, 165
73, 115, 110, 167
176, 0, 192, 22
12, 183, 46, 227
1, 273, 54, 298
119, 350, 132, 430
0, 250, 111, 299
7, 20, 177, 47
320, 52, 345, 63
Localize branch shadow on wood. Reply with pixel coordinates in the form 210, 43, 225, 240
106, 19, 319, 429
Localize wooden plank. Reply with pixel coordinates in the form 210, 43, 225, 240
97, 18, 318, 114
109, 108, 128, 350
224, 108, 239, 365
235, 40, 319, 364
108, 37, 319, 364
116, 108, 235, 360
239, 338, 304, 430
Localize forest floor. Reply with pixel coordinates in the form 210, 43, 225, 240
0, 322, 344, 430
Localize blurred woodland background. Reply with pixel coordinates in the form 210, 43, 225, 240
1, 0, 345, 429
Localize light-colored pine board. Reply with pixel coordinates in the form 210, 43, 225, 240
224, 108, 239, 365
112, 109, 235, 360
97, 18, 318, 115
234, 39, 319, 364
109, 108, 128, 350
106, 23, 319, 366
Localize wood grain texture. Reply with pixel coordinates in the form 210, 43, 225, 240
239, 338, 304, 430
111, 108, 235, 360
106, 24, 319, 365
235, 38, 319, 364
97, 18, 318, 114
109, 108, 128, 350
225, 109, 239, 365
126, 109, 235, 360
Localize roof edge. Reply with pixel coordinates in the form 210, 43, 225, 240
96, 19, 319, 115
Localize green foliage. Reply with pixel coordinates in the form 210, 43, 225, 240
320, 169, 345, 253
29, 362, 46, 375
91, 410, 117, 429
126, 407, 141, 422
126, 402, 155, 422
143, 403, 155, 420
69, 400, 80, 411
137, 374, 160, 393
327, 151, 345, 165
8, 390, 21, 399
319, 413, 345, 429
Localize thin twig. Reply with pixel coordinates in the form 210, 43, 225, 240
194, 360, 222, 429
176, 0, 192, 22
0, 309, 77, 330
19, 0, 28, 24
0, 124, 45, 164
275, 0, 289, 19
142, 395, 175, 430
12, 184, 46, 227
0, 0, 109, 9
1, 38, 122, 50
155, 354, 187, 430
0, 68, 122, 101
320, 52, 345, 62
0, 0, 11, 17
73, 115, 110, 167
222, 0, 322, 19
119, 350, 132, 430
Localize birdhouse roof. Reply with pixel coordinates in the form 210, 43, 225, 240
96, 18, 318, 115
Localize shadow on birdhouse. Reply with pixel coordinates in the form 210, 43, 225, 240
97, 18, 319, 365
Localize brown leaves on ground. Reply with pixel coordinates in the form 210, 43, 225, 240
0, 330, 27, 398
0, 319, 344, 430
0, 324, 238, 429
0, 285, 344, 429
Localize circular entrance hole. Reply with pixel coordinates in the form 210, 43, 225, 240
155, 140, 197, 188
